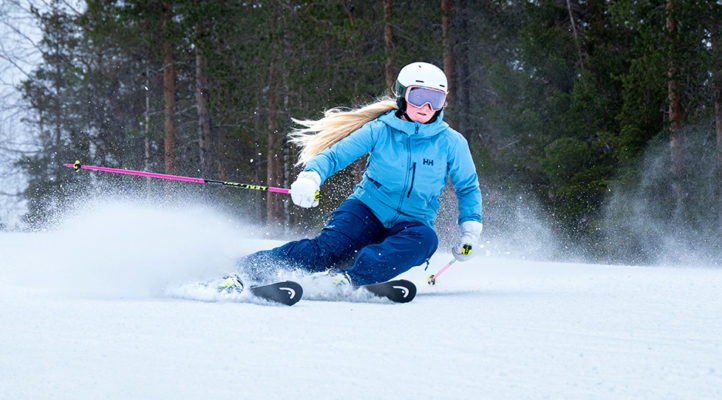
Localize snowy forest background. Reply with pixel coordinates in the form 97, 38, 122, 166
1, 0, 720, 266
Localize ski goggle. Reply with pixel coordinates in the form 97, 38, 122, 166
405, 86, 447, 110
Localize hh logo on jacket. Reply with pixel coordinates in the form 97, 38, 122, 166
423, 158, 434, 166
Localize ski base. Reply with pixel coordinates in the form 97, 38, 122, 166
361, 279, 416, 303
250, 281, 303, 306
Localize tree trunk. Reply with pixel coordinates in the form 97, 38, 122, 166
666, 0, 684, 199
266, 1, 284, 227
566, 0, 584, 69
144, 63, 152, 192
196, 45, 212, 177
456, 0, 471, 138
711, 8, 722, 222
266, 59, 283, 226
717, 72, 722, 224
383, 0, 394, 92
442, 0, 456, 129
162, 2, 176, 179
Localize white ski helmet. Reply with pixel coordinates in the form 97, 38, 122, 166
394, 62, 448, 99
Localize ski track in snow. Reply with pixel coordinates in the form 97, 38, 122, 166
1, 201, 721, 399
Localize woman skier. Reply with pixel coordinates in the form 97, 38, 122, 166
235, 62, 483, 287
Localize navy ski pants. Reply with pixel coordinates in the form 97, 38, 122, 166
238, 199, 438, 285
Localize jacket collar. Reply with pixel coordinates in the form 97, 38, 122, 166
378, 110, 449, 138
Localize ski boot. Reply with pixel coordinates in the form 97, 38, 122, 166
331, 271, 353, 286
215, 273, 245, 294
306, 269, 354, 290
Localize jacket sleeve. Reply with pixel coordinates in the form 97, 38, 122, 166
448, 135, 483, 225
303, 121, 377, 184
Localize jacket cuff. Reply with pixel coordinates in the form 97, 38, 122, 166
460, 220, 483, 236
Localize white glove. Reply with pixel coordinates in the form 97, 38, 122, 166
290, 171, 321, 208
452, 220, 483, 262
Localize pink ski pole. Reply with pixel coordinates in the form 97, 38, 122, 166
64, 160, 295, 194
426, 258, 457, 285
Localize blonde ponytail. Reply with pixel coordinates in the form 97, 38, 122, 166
289, 97, 398, 166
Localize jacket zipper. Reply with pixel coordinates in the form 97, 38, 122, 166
406, 162, 416, 198
393, 133, 414, 220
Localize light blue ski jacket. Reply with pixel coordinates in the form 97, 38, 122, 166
305, 110, 482, 229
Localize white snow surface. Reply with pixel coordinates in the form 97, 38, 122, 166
1, 201, 721, 399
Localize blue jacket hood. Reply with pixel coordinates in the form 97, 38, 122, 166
377, 110, 449, 138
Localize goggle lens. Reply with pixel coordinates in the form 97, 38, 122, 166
406, 86, 447, 110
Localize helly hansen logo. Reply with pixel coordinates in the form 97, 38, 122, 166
423, 158, 434, 166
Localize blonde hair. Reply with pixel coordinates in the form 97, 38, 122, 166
289, 97, 398, 166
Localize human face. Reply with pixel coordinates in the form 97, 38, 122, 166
405, 102, 436, 123
404, 86, 446, 123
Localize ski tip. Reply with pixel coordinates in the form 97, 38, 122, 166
250, 280, 303, 306
363, 279, 416, 303
281, 281, 303, 306
392, 280, 416, 303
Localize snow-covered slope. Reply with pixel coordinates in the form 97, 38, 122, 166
1, 202, 720, 399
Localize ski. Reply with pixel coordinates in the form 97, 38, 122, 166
361, 279, 416, 303
193, 274, 303, 306
250, 281, 303, 306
